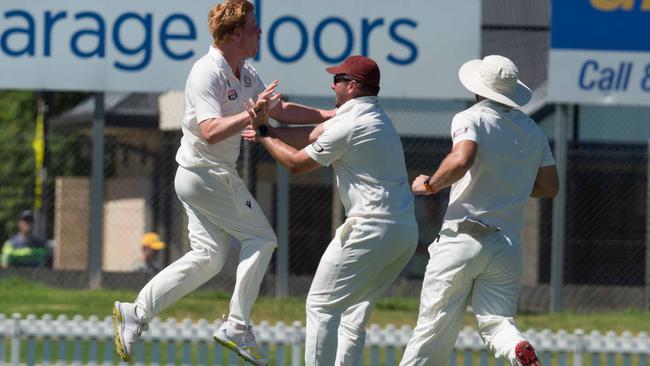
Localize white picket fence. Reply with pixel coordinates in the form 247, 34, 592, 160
1, 313, 649, 366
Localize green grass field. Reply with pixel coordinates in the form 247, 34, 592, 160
1, 277, 648, 334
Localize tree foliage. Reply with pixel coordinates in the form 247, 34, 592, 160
0, 91, 37, 241
0, 91, 90, 242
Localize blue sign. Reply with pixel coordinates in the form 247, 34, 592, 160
0, 10, 197, 72
551, 1, 650, 52
0, 0, 479, 98
549, 0, 650, 106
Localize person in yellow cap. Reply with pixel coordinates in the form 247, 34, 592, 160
131, 232, 166, 274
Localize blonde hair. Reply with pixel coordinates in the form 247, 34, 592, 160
208, 0, 255, 45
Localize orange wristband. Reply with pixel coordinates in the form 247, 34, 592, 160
423, 176, 438, 194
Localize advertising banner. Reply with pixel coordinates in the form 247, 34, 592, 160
0, 0, 480, 98
549, 1, 650, 106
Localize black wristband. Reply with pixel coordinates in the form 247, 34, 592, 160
256, 125, 269, 137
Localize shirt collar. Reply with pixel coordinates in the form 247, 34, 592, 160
208, 46, 242, 80
336, 96, 378, 115
474, 98, 513, 112
208, 46, 227, 67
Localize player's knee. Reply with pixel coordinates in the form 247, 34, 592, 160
306, 306, 338, 327
306, 295, 328, 313
187, 246, 226, 273
340, 319, 366, 338
261, 230, 278, 249
306, 297, 318, 313
256, 237, 277, 254
247, 229, 277, 250
306, 298, 345, 321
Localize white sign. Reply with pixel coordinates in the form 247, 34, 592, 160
0, 0, 480, 99
548, 1, 650, 106
550, 50, 650, 106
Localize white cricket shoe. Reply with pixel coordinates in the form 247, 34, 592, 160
213, 318, 268, 366
112, 301, 147, 362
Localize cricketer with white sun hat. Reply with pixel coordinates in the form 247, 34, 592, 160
400, 55, 559, 366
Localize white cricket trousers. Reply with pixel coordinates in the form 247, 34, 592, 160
400, 230, 527, 366
305, 216, 419, 366
134, 166, 276, 326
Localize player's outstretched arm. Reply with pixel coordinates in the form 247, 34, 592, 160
245, 100, 321, 174
269, 101, 336, 125
268, 123, 325, 149
256, 128, 321, 175
199, 112, 253, 144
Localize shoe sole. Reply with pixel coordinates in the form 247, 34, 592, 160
112, 302, 132, 362
213, 335, 267, 366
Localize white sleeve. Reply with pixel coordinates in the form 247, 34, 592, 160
254, 70, 266, 96
450, 112, 479, 145
540, 138, 556, 167
187, 69, 226, 123
304, 118, 352, 167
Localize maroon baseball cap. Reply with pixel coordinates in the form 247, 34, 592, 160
326, 55, 380, 88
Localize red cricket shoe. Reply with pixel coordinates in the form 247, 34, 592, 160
515, 341, 542, 366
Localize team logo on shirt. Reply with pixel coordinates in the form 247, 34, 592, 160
227, 89, 238, 101
243, 76, 252, 87
311, 142, 324, 152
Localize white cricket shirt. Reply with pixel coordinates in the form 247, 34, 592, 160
305, 96, 414, 219
176, 47, 266, 169
443, 99, 555, 235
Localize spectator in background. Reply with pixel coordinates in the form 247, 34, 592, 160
1, 210, 48, 268
131, 232, 166, 274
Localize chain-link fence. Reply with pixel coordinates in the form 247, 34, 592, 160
1, 89, 650, 313
1, 0, 650, 312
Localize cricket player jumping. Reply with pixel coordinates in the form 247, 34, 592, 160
112, 1, 334, 365
400, 55, 559, 366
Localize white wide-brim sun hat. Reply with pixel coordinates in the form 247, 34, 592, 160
458, 55, 532, 108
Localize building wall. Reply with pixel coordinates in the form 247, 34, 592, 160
102, 177, 152, 272
54, 177, 152, 272
54, 178, 90, 270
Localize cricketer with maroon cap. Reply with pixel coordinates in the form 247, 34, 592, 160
326, 55, 381, 90
245, 54, 417, 365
